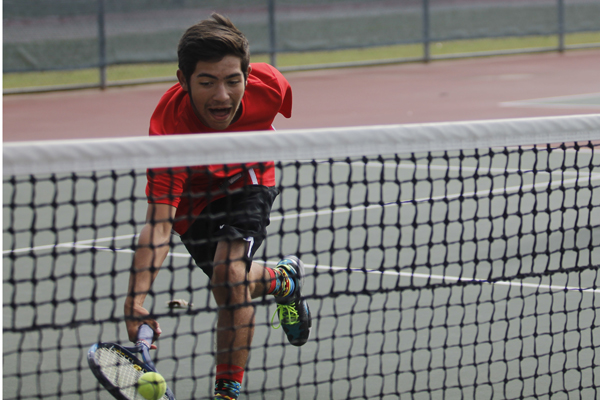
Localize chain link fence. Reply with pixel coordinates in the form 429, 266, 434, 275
4, 0, 600, 92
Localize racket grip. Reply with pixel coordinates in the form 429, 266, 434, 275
137, 324, 155, 344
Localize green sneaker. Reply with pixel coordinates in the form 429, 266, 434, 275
272, 256, 312, 346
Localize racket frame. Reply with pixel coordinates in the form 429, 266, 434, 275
87, 325, 175, 400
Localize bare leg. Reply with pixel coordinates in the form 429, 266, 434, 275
211, 240, 273, 368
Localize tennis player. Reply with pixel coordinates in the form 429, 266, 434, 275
123, 13, 311, 400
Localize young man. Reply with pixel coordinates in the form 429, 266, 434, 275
123, 14, 311, 400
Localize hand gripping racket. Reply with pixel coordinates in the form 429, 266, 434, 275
88, 324, 176, 400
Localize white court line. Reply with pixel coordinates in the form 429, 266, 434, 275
5, 170, 599, 253
12, 241, 596, 294
9, 240, 596, 294
7, 166, 597, 256
500, 92, 600, 110
5, 164, 599, 294
301, 262, 600, 294
362, 160, 594, 176
271, 171, 600, 221
4, 233, 138, 254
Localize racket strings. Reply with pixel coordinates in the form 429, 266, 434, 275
95, 347, 144, 399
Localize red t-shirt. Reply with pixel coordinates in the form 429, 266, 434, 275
146, 63, 292, 235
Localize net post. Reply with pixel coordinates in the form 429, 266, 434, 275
268, 0, 277, 68
422, 0, 430, 62
97, 0, 107, 90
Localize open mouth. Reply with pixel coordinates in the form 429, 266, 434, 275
209, 107, 232, 121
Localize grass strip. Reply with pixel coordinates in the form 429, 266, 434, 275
4, 33, 599, 91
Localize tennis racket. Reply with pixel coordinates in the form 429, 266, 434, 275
88, 324, 176, 400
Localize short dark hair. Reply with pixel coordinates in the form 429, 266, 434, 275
177, 13, 250, 85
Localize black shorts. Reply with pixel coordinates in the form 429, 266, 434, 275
180, 185, 279, 278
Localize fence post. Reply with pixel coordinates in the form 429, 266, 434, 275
268, 0, 277, 67
422, 0, 430, 62
98, 0, 107, 89
557, 0, 565, 52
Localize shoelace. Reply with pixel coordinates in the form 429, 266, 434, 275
271, 302, 299, 328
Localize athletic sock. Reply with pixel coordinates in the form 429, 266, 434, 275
266, 267, 280, 294
266, 266, 295, 299
215, 364, 244, 399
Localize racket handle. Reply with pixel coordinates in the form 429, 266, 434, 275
137, 324, 158, 373
137, 324, 154, 345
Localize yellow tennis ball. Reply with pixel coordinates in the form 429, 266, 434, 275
137, 372, 166, 400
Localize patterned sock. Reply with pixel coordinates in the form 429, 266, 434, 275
266, 267, 280, 294
214, 364, 244, 399
269, 265, 295, 299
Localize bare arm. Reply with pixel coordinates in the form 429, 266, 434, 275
124, 203, 176, 343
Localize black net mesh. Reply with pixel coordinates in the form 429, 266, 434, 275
3, 128, 600, 398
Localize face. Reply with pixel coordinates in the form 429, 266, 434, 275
178, 55, 250, 130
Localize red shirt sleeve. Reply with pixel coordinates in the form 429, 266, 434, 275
145, 167, 188, 208
271, 66, 292, 119
146, 85, 193, 207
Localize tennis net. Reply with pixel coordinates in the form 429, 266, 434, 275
3, 114, 600, 399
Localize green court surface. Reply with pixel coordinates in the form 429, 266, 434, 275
3, 146, 600, 399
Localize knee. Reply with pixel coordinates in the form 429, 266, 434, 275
211, 260, 250, 305
212, 260, 247, 286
